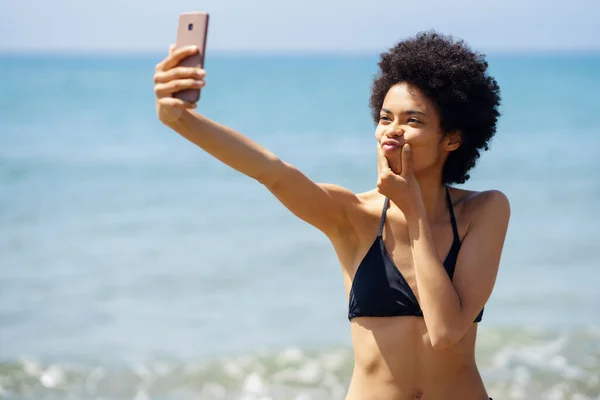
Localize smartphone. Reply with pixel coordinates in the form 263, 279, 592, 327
173, 12, 209, 103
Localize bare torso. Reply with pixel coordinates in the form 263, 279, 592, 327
347, 318, 486, 400
332, 188, 491, 400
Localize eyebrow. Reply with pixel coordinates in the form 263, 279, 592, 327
381, 108, 427, 116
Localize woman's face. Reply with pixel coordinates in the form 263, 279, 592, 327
375, 82, 459, 175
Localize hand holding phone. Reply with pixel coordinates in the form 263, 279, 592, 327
173, 12, 209, 103
153, 12, 209, 125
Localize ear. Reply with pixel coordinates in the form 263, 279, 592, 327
444, 131, 462, 152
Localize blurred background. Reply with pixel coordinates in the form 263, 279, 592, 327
1, 0, 599, 399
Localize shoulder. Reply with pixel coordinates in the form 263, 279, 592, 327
464, 189, 510, 217
329, 188, 386, 232
356, 188, 384, 203
355, 189, 389, 214
318, 185, 384, 211
318, 183, 359, 199
314, 187, 384, 262
452, 188, 510, 234
312, 185, 379, 233
315, 183, 364, 217
351, 189, 389, 230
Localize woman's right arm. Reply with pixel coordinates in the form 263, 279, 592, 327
153, 46, 357, 237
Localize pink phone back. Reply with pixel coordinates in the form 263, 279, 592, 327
174, 12, 209, 103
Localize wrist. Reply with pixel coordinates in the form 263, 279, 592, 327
405, 201, 427, 230
164, 108, 192, 129
401, 196, 426, 219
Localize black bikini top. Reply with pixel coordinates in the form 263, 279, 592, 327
348, 187, 484, 322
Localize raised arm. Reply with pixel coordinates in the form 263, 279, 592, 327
153, 45, 356, 237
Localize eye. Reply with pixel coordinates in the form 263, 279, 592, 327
407, 117, 421, 124
379, 115, 391, 121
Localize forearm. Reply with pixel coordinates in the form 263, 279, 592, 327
407, 209, 464, 346
168, 110, 282, 184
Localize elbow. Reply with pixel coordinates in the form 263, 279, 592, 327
256, 155, 286, 187
429, 328, 460, 351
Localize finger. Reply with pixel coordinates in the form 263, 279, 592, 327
157, 97, 197, 109
169, 44, 176, 54
155, 45, 199, 72
397, 144, 403, 174
377, 144, 391, 174
154, 79, 205, 98
401, 143, 413, 177
154, 67, 205, 84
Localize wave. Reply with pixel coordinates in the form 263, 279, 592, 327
1, 327, 599, 399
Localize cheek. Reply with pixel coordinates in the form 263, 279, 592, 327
404, 127, 433, 142
409, 143, 443, 170
405, 128, 442, 151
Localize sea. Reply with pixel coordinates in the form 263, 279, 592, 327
1, 50, 599, 399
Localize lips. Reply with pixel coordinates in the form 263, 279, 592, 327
382, 139, 404, 151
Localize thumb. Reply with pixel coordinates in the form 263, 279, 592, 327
397, 144, 403, 175
377, 143, 391, 175
401, 144, 413, 177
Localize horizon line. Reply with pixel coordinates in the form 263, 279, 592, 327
1, 46, 600, 58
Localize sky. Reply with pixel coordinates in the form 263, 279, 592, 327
1, 0, 599, 53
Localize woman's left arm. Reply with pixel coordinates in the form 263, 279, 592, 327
407, 190, 510, 349
377, 144, 510, 350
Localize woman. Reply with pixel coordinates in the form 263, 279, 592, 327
153, 31, 509, 400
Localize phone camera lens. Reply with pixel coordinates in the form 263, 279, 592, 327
188, 23, 193, 31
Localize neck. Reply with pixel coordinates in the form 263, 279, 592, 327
415, 172, 447, 221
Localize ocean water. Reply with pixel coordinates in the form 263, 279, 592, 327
1, 51, 599, 399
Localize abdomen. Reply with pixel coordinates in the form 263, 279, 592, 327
347, 316, 486, 400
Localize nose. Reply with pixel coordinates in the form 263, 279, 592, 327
385, 128, 404, 139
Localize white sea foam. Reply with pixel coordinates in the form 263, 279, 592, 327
1, 328, 599, 400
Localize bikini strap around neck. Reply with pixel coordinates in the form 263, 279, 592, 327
445, 187, 460, 242
377, 197, 390, 237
